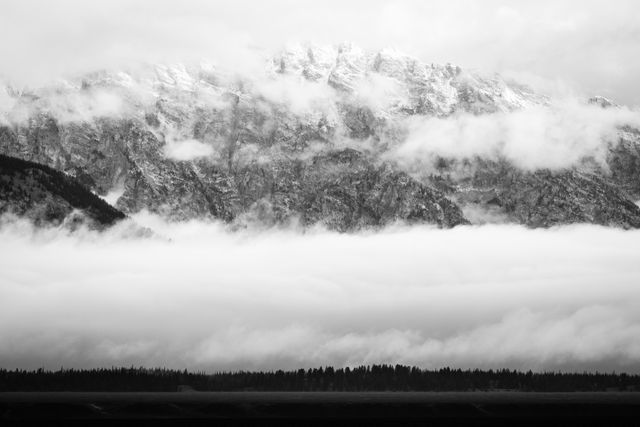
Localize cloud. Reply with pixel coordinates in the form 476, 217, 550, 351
460, 205, 511, 225
0, 87, 16, 118
253, 75, 337, 116
2, 0, 639, 377
390, 100, 640, 171
1, 86, 130, 124
1, 0, 640, 105
352, 73, 407, 112
101, 185, 126, 207
0, 214, 639, 372
45, 89, 128, 123
164, 138, 214, 161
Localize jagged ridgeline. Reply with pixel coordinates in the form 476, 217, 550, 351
1, 43, 639, 230
1, 366, 639, 392
0, 154, 125, 227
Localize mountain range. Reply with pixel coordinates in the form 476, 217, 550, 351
1, 43, 639, 230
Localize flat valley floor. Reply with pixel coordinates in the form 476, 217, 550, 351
2, 391, 640, 426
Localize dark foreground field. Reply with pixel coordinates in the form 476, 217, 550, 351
2, 392, 640, 426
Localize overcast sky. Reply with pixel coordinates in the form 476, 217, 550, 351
1, 0, 640, 105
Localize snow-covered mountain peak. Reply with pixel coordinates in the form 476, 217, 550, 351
1, 42, 640, 231
589, 96, 619, 109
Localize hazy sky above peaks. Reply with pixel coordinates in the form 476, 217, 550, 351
1, 0, 640, 105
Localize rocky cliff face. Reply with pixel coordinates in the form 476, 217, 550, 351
0, 43, 638, 230
448, 159, 640, 228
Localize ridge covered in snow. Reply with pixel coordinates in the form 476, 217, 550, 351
1, 43, 640, 230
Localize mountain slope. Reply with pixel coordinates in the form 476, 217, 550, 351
0, 154, 126, 227
449, 160, 640, 228
0, 43, 639, 230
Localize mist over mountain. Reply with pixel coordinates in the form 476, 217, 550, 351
3, 0, 640, 389
0, 17, 639, 375
1, 43, 639, 230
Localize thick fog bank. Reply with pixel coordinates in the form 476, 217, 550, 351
0, 215, 639, 372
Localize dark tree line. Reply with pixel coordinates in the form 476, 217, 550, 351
0, 153, 125, 225
1, 366, 638, 392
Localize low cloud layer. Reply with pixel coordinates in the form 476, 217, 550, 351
391, 101, 640, 172
1, 214, 639, 372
